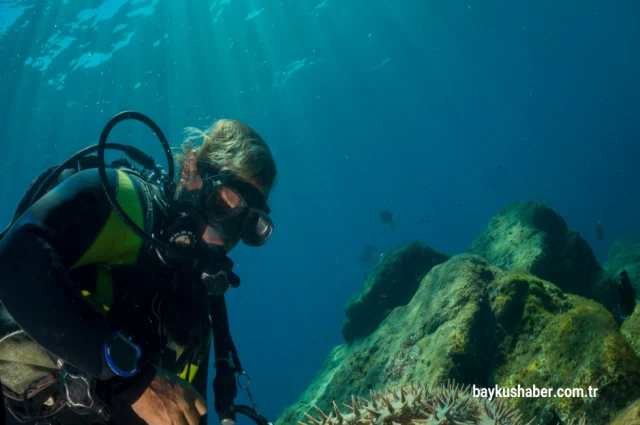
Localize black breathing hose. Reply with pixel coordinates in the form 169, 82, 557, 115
96, 111, 200, 266
236, 405, 272, 425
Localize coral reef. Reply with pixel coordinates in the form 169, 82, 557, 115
342, 240, 449, 344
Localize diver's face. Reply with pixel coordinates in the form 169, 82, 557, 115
179, 151, 265, 252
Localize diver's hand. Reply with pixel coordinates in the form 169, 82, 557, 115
132, 369, 207, 425
213, 362, 237, 425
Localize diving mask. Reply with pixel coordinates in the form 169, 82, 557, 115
201, 174, 273, 247
172, 172, 273, 247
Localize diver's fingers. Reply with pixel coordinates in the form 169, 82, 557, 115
183, 409, 199, 425
194, 395, 207, 416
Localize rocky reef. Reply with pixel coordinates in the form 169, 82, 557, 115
276, 201, 640, 425
342, 241, 449, 344
467, 201, 617, 310
603, 240, 640, 296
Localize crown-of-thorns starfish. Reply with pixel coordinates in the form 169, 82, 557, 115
299, 381, 584, 425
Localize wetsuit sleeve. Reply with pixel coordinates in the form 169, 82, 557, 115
210, 295, 241, 372
0, 168, 144, 382
190, 302, 226, 399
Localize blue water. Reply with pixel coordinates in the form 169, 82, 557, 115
0, 0, 639, 423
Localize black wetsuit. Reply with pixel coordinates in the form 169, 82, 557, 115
0, 168, 237, 425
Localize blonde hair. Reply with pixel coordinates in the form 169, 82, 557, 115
175, 119, 277, 197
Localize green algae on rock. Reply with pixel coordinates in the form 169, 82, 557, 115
341, 240, 449, 344
466, 201, 616, 309
277, 255, 496, 425
277, 254, 640, 425
605, 398, 640, 425
492, 280, 640, 424
620, 303, 640, 358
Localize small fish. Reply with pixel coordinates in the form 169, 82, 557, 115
615, 171, 620, 177
379, 210, 396, 230
361, 244, 377, 265
379, 210, 392, 224
595, 220, 605, 241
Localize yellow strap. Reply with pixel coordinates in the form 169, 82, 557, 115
71, 170, 144, 269
177, 332, 212, 382
72, 170, 143, 314
179, 363, 200, 383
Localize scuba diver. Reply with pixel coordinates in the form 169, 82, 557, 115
0, 112, 276, 425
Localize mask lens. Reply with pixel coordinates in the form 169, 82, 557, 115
206, 185, 246, 219
241, 209, 273, 246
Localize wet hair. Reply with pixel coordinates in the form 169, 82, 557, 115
175, 119, 277, 198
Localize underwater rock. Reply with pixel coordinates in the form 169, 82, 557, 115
277, 255, 496, 425
278, 255, 640, 425
491, 271, 640, 424
620, 303, 640, 357
605, 398, 640, 425
467, 201, 616, 309
603, 239, 640, 297
341, 240, 449, 344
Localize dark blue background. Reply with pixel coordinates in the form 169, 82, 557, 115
0, 0, 639, 423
